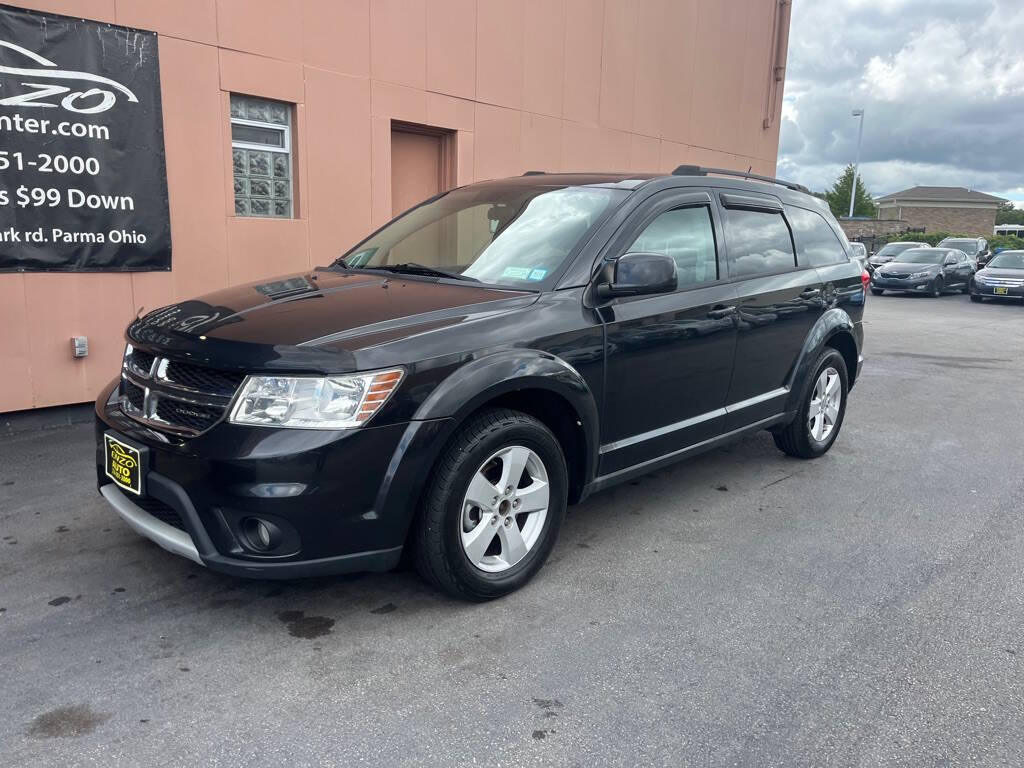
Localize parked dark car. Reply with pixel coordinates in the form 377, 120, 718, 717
970, 250, 1024, 302
870, 247, 974, 297
867, 241, 928, 274
938, 236, 990, 268
95, 167, 865, 600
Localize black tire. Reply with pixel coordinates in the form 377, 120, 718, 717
870, 287, 884, 296
929, 277, 943, 297
772, 348, 849, 459
970, 294, 983, 303
961, 280, 971, 294
413, 408, 567, 601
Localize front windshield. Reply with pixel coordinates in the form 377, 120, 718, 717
877, 242, 921, 257
893, 248, 946, 264
987, 251, 1024, 269
941, 240, 978, 255
340, 184, 625, 287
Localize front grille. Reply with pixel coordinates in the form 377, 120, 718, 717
155, 398, 222, 432
882, 273, 908, 279
127, 349, 155, 377
133, 494, 188, 532
163, 360, 246, 396
124, 379, 145, 411
119, 350, 242, 436
984, 277, 1024, 287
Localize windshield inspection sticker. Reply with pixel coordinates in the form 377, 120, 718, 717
501, 266, 531, 279
528, 268, 548, 281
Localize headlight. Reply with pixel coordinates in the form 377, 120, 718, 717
974, 275, 986, 284
909, 271, 932, 280
229, 369, 404, 429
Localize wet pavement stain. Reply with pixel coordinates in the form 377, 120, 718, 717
55, 526, 69, 533
532, 729, 556, 740
28, 705, 109, 738
716, 485, 728, 492
48, 596, 71, 607
277, 610, 335, 639
370, 602, 397, 615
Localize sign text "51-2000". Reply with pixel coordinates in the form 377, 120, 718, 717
0, 186, 135, 210
0, 150, 100, 175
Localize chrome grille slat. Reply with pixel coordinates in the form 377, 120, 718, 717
119, 352, 243, 436
982, 277, 1024, 287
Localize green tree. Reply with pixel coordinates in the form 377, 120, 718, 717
824, 164, 877, 219
995, 200, 1024, 225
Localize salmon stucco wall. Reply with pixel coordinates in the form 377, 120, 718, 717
0, 0, 789, 413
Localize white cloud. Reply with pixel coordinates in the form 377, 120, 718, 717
778, 0, 1024, 203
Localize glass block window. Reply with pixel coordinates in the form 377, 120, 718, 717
230, 94, 293, 218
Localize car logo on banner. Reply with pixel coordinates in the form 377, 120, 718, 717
0, 39, 138, 113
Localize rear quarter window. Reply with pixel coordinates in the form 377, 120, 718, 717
786, 206, 849, 267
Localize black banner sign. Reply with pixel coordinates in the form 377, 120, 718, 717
0, 4, 170, 272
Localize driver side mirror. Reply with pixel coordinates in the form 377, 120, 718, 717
596, 252, 677, 300
944, 257, 957, 266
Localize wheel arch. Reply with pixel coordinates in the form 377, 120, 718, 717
784, 308, 859, 414
412, 350, 600, 505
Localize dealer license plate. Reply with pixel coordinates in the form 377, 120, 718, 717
103, 433, 145, 495
994, 286, 1009, 295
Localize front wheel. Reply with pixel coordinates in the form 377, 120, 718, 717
413, 408, 567, 600
970, 294, 983, 303
772, 348, 848, 459
870, 287, 884, 296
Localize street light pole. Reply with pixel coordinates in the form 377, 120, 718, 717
848, 108, 865, 218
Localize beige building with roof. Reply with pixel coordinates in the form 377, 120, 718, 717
875, 186, 1007, 237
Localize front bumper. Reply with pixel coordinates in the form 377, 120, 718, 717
95, 381, 450, 578
870, 275, 935, 291
971, 283, 1024, 299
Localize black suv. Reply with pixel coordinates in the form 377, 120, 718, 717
95, 167, 865, 600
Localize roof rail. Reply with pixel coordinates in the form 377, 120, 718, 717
671, 165, 810, 195
522, 170, 547, 176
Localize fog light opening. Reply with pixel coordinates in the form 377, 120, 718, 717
242, 517, 281, 552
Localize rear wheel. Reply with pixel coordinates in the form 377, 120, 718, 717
961, 280, 971, 294
929, 277, 943, 297
773, 348, 848, 459
413, 408, 567, 600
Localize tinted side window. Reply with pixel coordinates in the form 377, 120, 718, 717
786, 206, 848, 267
722, 208, 796, 277
629, 206, 718, 289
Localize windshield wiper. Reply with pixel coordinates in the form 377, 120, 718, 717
365, 263, 479, 282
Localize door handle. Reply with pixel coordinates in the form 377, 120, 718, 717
707, 305, 735, 319
799, 288, 822, 299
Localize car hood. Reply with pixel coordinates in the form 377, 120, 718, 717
878, 261, 939, 273
127, 269, 537, 371
978, 267, 1024, 279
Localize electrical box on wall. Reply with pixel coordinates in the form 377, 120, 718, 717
71, 336, 89, 358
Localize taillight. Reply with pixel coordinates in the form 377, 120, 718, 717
861, 269, 871, 293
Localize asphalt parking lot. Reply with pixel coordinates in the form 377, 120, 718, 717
3, 291, 1023, 767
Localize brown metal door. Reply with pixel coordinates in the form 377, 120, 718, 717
391, 129, 442, 216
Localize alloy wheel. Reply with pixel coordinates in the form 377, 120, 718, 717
459, 445, 550, 573
808, 366, 841, 442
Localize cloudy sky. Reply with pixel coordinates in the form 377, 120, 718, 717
778, 0, 1024, 205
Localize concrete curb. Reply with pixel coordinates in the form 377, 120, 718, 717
1, 403, 94, 438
